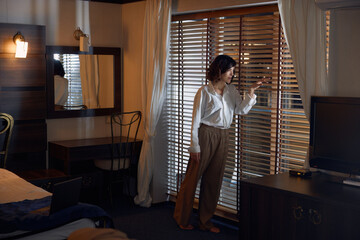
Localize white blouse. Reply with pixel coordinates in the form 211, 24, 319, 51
189, 81, 257, 153
54, 75, 69, 105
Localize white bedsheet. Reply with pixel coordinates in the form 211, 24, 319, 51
0, 168, 51, 204
0, 169, 99, 239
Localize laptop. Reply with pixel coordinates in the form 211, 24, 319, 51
31, 177, 82, 216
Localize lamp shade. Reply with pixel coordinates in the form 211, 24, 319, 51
15, 41, 28, 58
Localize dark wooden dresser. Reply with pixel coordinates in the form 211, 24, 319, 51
240, 172, 360, 240
17, 169, 69, 192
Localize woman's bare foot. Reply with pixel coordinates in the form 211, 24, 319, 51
179, 224, 194, 230
199, 224, 220, 233
209, 226, 220, 233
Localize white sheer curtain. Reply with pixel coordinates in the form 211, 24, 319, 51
80, 55, 100, 109
278, 0, 329, 119
278, 0, 329, 168
76, 1, 91, 49
134, 0, 172, 207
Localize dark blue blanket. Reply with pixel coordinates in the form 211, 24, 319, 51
0, 196, 113, 234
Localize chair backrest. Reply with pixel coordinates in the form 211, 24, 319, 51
110, 111, 142, 171
0, 113, 14, 168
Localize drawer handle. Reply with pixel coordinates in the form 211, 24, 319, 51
292, 206, 304, 220
309, 209, 322, 225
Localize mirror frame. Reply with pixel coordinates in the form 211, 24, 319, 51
46, 46, 121, 119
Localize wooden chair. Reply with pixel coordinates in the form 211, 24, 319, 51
0, 113, 14, 169
94, 111, 142, 204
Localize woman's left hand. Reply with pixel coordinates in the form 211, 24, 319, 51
248, 78, 268, 98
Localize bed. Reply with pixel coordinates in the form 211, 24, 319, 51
0, 168, 112, 240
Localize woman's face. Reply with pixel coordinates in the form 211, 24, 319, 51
220, 67, 235, 84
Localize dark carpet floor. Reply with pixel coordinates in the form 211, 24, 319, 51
99, 195, 239, 240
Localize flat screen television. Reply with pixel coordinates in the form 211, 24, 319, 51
309, 96, 360, 175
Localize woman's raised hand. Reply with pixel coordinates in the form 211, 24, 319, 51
248, 77, 269, 98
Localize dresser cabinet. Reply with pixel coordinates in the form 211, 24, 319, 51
240, 172, 360, 240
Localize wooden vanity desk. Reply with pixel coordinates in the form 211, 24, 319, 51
48, 137, 141, 203
49, 137, 142, 175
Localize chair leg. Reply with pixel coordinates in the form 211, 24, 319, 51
100, 171, 114, 209
108, 183, 114, 209
123, 175, 136, 207
101, 171, 136, 208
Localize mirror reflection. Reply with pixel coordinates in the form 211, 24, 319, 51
46, 46, 121, 119
53, 53, 114, 111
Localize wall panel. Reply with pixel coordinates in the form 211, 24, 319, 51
0, 23, 46, 171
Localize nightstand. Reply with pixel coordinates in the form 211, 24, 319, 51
16, 168, 70, 192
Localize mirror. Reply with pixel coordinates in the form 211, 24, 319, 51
46, 46, 121, 118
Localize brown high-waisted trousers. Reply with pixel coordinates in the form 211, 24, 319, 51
173, 124, 229, 230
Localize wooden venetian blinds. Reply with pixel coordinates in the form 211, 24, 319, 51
165, 4, 314, 215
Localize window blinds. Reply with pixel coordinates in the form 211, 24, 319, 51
166, 5, 323, 216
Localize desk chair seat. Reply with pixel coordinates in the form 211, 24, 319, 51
93, 111, 141, 204
0, 113, 14, 169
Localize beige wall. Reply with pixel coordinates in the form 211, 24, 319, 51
121, 1, 145, 115
0, 0, 145, 143
0, 0, 122, 47
328, 8, 360, 97
45, 1, 127, 142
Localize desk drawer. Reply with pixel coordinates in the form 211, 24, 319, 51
69, 145, 113, 161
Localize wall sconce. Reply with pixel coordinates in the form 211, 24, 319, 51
74, 27, 90, 52
13, 32, 28, 58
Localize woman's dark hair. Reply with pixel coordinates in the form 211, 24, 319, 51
54, 60, 65, 77
207, 55, 236, 82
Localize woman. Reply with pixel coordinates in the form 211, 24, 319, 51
173, 55, 265, 233
54, 60, 69, 109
